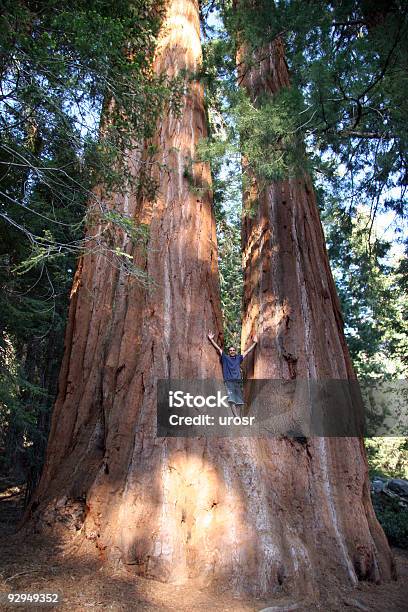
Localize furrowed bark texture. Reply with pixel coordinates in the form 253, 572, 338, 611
27, 1, 328, 596
238, 32, 395, 593
24, 0, 395, 600
26, 0, 229, 583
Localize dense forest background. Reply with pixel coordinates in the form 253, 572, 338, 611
0, 0, 407, 543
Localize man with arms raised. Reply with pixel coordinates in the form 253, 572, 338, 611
208, 331, 257, 416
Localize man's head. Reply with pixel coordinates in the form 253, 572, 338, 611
228, 346, 237, 357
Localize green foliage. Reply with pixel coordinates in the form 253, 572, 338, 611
234, 88, 308, 184
217, 216, 242, 348
371, 493, 408, 549
0, 0, 178, 271
100, 210, 150, 247
365, 438, 408, 479
323, 206, 408, 377
222, 0, 408, 218
204, 0, 408, 226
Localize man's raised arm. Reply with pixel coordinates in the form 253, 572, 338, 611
208, 331, 222, 356
243, 335, 257, 359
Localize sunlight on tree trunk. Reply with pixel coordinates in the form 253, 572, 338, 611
24, 0, 231, 584
22, 0, 396, 600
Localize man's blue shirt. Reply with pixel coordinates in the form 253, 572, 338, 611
220, 352, 243, 380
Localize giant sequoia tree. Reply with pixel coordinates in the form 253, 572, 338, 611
26, 0, 395, 600
236, 0, 394, 590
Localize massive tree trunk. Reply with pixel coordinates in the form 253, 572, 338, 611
26, 0, 226, 582
24, 0, 395, 601
237, 14, 395, 595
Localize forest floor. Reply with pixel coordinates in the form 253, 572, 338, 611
0, 481, 408, 612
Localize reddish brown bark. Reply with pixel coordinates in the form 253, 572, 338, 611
24, 0, 396, 601
238, 31, 395, 592
26, 0, 227, 581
